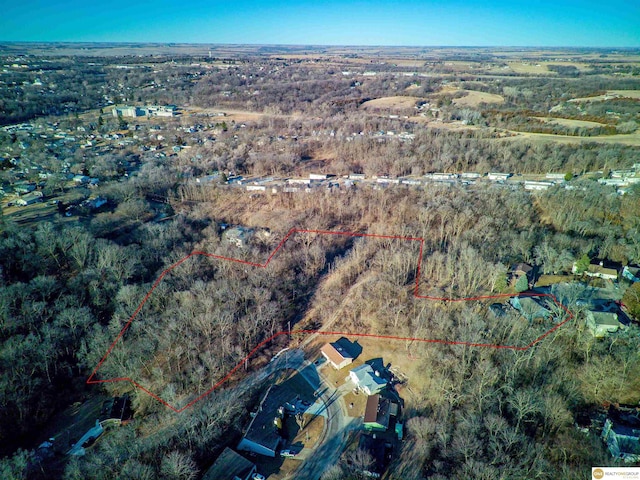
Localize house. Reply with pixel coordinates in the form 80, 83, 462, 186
223, 226, 255, 248
202, 447, 257, 480
320, 337, 360, 370
510, 263, 534, 289
602, 410, 640, 462
237, 385, 291, 457
586, 310, 623, 338
622, 266, 640, 283
488, 172, 511, 181
509, 296, 551, 322
15, 191, 43, 206
84, 196, 107, 210
67, 420, 104, 456
524, 181, 554, 191
573, 260, 619, 281
545, 173, 567, 182
364, 394, 398, 431
73, 175, 90, 184
309, 173, 330, 180
349, 364, 387, 396
13, 182, 36, 194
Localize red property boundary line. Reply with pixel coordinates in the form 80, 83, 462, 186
87, 228, 574, 413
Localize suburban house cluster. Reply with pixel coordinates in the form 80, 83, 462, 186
492, 257, 637, 339
322, 338, 403, 478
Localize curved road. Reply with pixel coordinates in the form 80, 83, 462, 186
294, 362, 359, 480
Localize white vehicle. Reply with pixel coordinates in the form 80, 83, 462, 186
252, 474, 266, 480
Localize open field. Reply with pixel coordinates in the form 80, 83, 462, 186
502, 130, 640, 146
186, 106, 270, 123
547, 61, 592, 71
506, 62, 550, 74
534, 116, 609, 128
452, 90, 505, 106
568, 90, 640, 102
360, 96, 423, 111
609, 90, 640, 98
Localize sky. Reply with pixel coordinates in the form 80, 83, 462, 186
1, 0, 639, 47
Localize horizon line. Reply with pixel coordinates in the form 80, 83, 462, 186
1, 41, 639, 50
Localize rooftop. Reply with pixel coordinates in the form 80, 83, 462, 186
588, 311, 620, 326
321, 337, 360, 365
242, 384, 293, 452
364, 394, 397, 430
351, 364, 387, 393
202, 447, 255, 480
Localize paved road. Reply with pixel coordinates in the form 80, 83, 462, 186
244, 349, 358, 479
294, 363, 360, 480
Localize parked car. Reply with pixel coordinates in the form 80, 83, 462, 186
252, 474, 266, 480
280, 449, 297, 458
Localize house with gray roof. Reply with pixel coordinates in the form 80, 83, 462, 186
349, 364, 387, 396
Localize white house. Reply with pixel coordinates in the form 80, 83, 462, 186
15, 191, 43, 206
349, 364, 387, 396
488, 172, 511, 181
573, 261, 618, 280
586, 311, 622, 338
524, 181, 554, 191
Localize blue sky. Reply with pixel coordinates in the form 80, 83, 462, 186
1, 0, 639, 46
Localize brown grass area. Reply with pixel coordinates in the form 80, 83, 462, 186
535, 117, 608, 128
437, 85, 460, 94
292, 414, 324, 447
536, 275, 573, 287
187, 107, 268, 123
390, 59, 425, 68
343, 391, 367, 418
608, 90, 640, 99
547, 61, 592, 72
569, 90, 640, 103
501, 130, 640, 146
360, 96, 423, 111
434, 121, 480, 130
506, 62, 550, 74
452, 90, 505, 106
